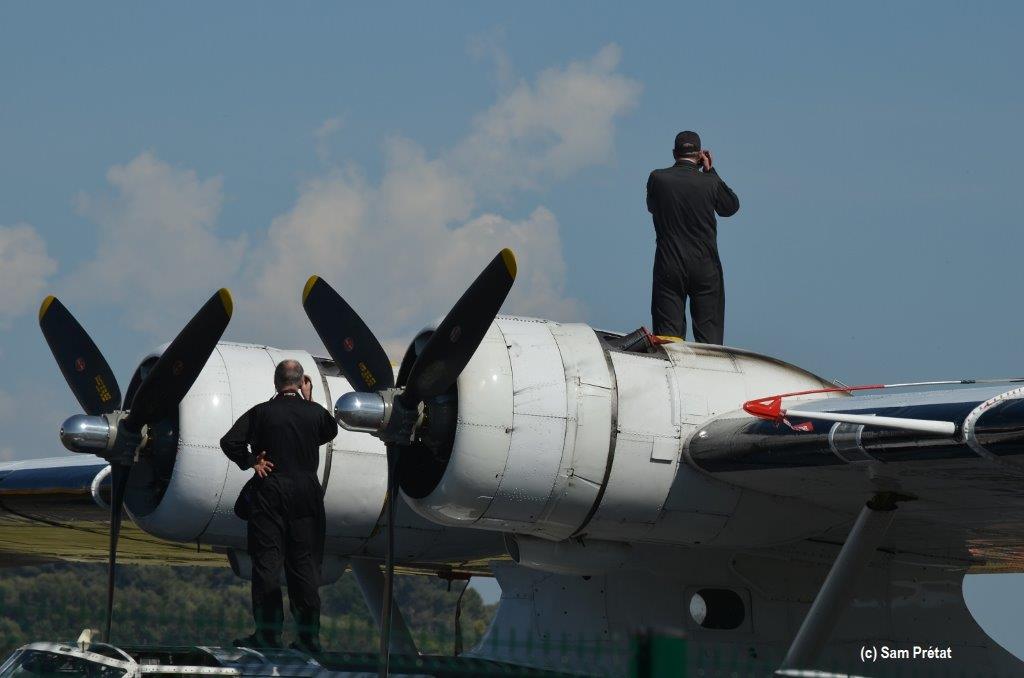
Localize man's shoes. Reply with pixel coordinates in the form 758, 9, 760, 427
289, 638, 323, 655
232, 633, 283, 650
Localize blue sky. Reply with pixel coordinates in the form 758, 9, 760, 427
2, 1, 1023, 655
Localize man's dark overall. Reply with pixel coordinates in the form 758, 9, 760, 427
220, 390, 338, 645
646, 161, 740, 344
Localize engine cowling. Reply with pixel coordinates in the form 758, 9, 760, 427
125, 341, 502, 564
400, 316, 848, 547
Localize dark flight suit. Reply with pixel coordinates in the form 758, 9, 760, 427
646, 161, 740, 344
220, 390, 338, 645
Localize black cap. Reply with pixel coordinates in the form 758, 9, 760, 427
674, 130, 701, 155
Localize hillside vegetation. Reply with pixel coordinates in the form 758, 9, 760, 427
0, 563, 495, 658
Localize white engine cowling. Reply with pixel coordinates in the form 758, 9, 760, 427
402, 317, 848, 546
126, 342, 502, 564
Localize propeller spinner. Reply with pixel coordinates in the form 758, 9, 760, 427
39, 289, 233, 643
303, 248, 516, 676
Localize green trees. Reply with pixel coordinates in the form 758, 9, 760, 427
0, 563, 496, 657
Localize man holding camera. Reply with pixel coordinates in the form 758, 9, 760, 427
646, 130, 740, 345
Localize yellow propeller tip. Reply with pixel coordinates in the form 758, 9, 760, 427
302, 275, 320, 304
500, 248, 517, 278
38, 295, 56, 322
217, 288, 233, 317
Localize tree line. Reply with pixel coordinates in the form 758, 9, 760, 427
0, 563, 496, 658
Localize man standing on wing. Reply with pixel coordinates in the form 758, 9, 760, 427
647, 130, 740, 344
220, 359, 337, 653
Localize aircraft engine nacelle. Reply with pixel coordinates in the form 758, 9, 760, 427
400, 317, 847, 546
125, 342, 500, 564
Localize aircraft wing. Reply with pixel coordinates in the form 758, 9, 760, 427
0, 455, 497, 576
0, 456, 225, 568
687, 383, 1024, 571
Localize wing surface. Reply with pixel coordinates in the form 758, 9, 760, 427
0, 456, 224, 567
688, 385, 1024, 570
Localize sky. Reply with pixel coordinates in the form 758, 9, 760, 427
1, 0, 1023, 655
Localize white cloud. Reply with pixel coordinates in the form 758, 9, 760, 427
238, 163, 581, 350
238, 135, 587, 352
455, 208, 579, 321
240, 168, 371, 342
314, 116, 344, 163
55, 46, 639, 355
468, 29, 515, 91
238, 45, 637, 351
0, 224, 57, 325
67, 152, 246, 334
449, 43, 641, 197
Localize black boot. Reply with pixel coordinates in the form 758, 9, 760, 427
291, 607, 322, 654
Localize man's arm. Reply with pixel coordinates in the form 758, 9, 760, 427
317, 405, 339, 446
220, 406, 260, 471
710, 169, 740, 217
646, 172, 656, 214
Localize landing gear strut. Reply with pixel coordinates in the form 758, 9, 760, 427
780, 493, 908, 671
349, 557, 418, 656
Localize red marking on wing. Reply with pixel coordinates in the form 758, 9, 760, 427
743, 384, 885, 427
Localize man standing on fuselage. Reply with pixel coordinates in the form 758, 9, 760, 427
647, 130, 740, 344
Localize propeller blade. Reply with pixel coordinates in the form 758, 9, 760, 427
379, 445, 399, 678
402, 249, 516, 404
105, 463, 131, 642
124, 289, 233, 430
38, 296, 122, 415
302, 276, 394, 392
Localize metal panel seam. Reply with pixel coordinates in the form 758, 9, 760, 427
471, 320, 511, 526
570, 335, 618, 538
197, 345, 231, 542
319, 369, 334, 496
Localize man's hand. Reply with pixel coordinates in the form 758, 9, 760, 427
700, 150, 714, 172
301, 375, 313, 401
253, 451, 274, 478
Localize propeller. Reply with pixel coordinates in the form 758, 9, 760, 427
302, 248, 516, 675
39, 289, 233, 642
38, 296, 122, 415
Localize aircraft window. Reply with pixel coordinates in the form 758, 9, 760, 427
0, 650, 127, 678
688, 588, 746, 630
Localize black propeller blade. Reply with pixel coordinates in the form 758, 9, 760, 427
124, 289, 233, 431
401, 249, 516, 405
38, 296, 122, 415
302, 248, 517, 677
381, 445, 399, 677
105, 463, 131, 643
302, 276, 394, 392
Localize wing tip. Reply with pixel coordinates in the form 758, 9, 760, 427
302, 275, 320, 304
500, 248, 517, 279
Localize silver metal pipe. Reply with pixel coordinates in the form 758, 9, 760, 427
90, 464, 112, 509
780, 496, 897, 671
